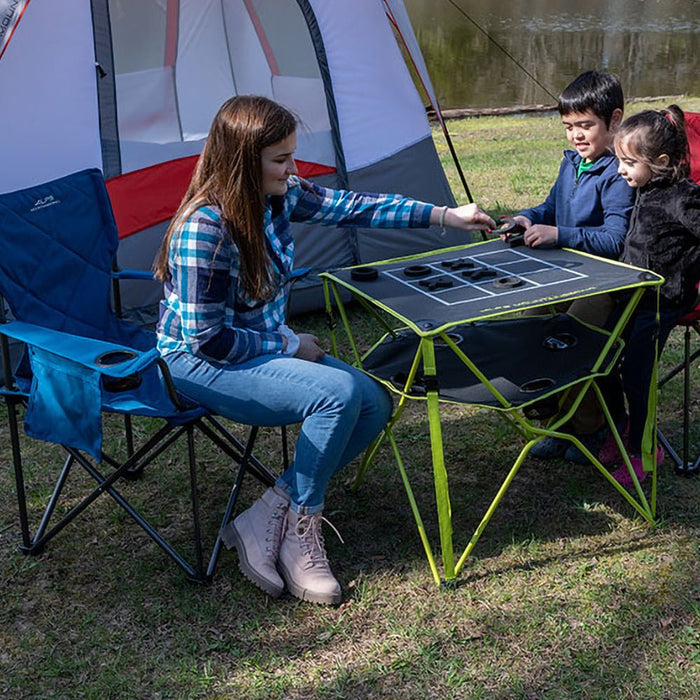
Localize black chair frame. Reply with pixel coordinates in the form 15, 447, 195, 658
657, 311, 700, 475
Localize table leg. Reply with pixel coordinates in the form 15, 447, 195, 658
421, 338, 456, 581
386, 427, 443, 585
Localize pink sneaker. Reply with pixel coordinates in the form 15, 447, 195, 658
598, 418, 629, 467
610, 447, 665, 488
599, 432, 628, 467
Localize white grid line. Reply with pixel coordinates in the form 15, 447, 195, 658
383, 249, 588, 307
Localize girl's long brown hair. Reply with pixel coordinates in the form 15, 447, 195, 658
153, 95, 297, 299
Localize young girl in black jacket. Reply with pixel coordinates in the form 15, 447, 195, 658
602, 105, 700, 486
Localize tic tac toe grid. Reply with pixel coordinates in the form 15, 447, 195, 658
376, 245, 589, 310
320, 239, 663, 586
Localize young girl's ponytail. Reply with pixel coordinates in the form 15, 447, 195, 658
661, 104, 691, 181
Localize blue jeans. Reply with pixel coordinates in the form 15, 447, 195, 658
163, 351, 393, 514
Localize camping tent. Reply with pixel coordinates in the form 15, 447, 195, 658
0, 0, 462, 317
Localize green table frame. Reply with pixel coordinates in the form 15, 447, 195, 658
320, 239, 664, 586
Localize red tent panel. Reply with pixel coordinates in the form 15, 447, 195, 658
106, 158, 336, 239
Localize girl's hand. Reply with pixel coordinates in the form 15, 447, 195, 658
435, 203, 496, 231
295, 333, 325, 362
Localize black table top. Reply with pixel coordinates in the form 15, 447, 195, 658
321, 239, 662, 334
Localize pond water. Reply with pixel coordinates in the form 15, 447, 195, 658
404, 0, 700, 109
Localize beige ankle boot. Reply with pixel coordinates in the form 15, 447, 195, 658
221, 486, 290, 597
278, 509, 342, 605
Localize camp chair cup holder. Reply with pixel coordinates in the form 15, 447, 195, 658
95, 349, 143, 393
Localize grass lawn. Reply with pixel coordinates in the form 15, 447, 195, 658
1, 98, 700, 699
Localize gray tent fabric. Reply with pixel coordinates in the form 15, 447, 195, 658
1, 0, 466, 319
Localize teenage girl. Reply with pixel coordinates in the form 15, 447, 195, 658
153, 95, 495, 604
603, 105, 700, 486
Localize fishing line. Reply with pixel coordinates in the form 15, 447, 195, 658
383, 0, 475, 207
444, 0, 558, 102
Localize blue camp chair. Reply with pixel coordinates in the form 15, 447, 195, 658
0, 168, 278, 582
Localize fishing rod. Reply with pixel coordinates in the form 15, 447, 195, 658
427, 0, 559, 223
383, 1, 475, 207
386, 1, 558, 219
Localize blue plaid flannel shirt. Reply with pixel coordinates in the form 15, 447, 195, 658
156, 176, 433, 364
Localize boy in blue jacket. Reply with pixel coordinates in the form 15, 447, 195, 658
513, 71, 635, 461
514, 70, 633, 256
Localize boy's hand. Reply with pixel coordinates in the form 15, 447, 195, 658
524, 224, 558, 248
498, 215, 531, 242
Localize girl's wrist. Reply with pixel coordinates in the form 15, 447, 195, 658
439, 206, 448, 235
430, 205, 449, 233
278, 323, 300, 356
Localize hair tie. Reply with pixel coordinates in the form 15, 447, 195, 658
439, 206, 448, 237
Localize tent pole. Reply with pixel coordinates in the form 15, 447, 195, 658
442, 123, 472, 203
382, 2, 479, 231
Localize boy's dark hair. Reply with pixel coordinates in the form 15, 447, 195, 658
557, 71, 624, 127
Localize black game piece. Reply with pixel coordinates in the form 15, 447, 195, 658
441, 258, 475, 271
350, 266, 379, 281
493, 276, 524, 290
404, 265, 432, 278
463, 267, 497, 280
419, 277, 454, 291
496, 217, 526, 247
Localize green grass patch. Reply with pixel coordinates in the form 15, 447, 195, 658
2, 97, 700, 699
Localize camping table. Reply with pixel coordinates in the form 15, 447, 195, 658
319, 238, 663, 586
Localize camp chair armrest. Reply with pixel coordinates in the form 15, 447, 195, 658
112, 268, 155, 282
291, 267, 311, 280
287, 267, 312, 289
0, 320, 160, 377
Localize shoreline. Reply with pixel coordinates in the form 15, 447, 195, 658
430, 94, 686, 120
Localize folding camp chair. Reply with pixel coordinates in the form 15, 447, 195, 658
657, 289, 700, 474
656, 112, 700, 474
0, 168, 279, 582
686, 111, 700, 185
